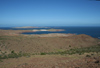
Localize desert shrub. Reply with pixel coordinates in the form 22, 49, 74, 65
94, 60, 99, 63
86, 55, 91, 57
0, 50, 32, 62
91, 54, 94, 55
17, 53, 22, 57
0, 59, 3, 62
0, 37, 5, 40
0, 55, 2, 59
11, 50, 15, 53
8, 53, 18, 58
22, 53, 30, 57
2, 55, 8, 59
69, 45, 71, 47
43, 45, 100, 55
41, 52, 46, 55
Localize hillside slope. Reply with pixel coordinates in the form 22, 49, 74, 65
0, 34, 99, 53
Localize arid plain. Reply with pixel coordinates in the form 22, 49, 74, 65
0, 29, 100, 68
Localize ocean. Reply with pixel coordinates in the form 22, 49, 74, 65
0, 27, 100, 39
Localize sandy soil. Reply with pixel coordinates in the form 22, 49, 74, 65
0, 53, 100, 68
0, 30, 100, 68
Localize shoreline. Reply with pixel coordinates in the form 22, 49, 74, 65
0, 29, 65, 36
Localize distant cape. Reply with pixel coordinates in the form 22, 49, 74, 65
13, 26, 39, 28
13, 26, 49, 28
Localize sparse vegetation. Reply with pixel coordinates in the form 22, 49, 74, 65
0, 37, 5, 40
40, 52, 46, 55
69, 45, 71, 47
86, 55, 91, 57
39, 45, 100, 55
0, 30, 100, 68
1, 45, 99, 60
0, 50, 31, 61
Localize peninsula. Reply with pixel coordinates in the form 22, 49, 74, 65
0, 29, 100, 68
0, 29, 65, 36
14, 26, 49, 28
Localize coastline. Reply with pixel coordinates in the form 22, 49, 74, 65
0, 29, 65, 36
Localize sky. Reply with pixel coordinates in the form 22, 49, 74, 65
0, 0, 100, 27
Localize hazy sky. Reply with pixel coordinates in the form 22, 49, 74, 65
0, 0, 100, 27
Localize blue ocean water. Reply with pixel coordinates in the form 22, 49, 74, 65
0, 27, 100, 38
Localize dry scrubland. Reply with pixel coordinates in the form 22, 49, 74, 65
0, 30, 100, 68
0, 34, 99, 53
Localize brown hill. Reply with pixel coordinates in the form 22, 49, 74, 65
0, 31, 100, 68
0, 34, 99, 53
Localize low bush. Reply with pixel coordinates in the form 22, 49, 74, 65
0, 50, 31, 61
39, 45, 100, 55
41, 52, 46, 55
86, 55, 91, 57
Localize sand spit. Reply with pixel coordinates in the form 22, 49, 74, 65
32, 33, 75, 37
0, 29, 65, 36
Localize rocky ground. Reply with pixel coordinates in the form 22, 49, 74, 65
0, 53, 100, 68
0, 30, 100, 68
